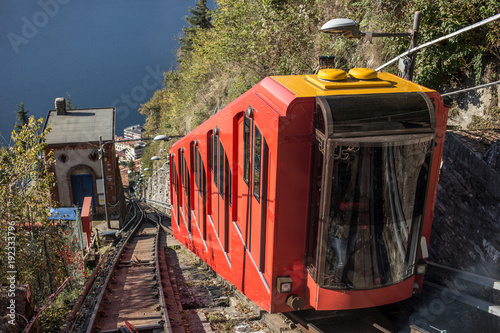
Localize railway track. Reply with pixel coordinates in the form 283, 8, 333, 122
67, 201, 185, 333
65, 200, 422, 333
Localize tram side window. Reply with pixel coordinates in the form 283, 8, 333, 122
183, 156, 186, 188
181, 151, 190, 198
254, 127, 262, 201
225, 155, 232, 206
193, 144, 198, 189
177, 153, 182, 206
209, 134, 213, 171
197, 149, 205, 195
172, 160, 178, 195
219, 142, 225, 198
181, 154, 185, 187
213, 133, 218, 187
243, 117, 251, 185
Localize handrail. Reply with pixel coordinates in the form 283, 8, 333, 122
144, 198, 171, 209
425, 261, 500, 317
427, 261, 500, 291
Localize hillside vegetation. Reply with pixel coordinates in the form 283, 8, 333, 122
139, 0, 499, 166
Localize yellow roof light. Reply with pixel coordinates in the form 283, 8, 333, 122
348, 68, 378, 80
318, 68, 347, 81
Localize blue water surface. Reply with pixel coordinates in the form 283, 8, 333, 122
0, 0, 205, 145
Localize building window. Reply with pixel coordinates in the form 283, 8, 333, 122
89, 151, 98, 161
59, 154, 69, 163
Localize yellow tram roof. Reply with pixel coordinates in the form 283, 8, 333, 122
271, 69, 435, 98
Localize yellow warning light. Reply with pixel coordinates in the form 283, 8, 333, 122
348, 68, 378, 80
318, 68, 347, 81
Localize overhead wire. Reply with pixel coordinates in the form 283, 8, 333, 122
441, 80, 500, 97
376, 13, 500, 72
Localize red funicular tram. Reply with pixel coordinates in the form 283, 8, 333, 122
169, 67, 448, 313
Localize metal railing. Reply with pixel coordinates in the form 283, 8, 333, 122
425, 261, 500, 318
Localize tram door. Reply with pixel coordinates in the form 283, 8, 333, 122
237, 117, 251, 242
237, 115, 268, 272
170, 157, 180, 228
210, 132, 229, 251
193, 145, 207, 240
180, 150, 191, 233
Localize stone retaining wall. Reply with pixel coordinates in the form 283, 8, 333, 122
430, 132, 500, 278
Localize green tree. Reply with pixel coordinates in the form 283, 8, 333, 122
14, 102, 29, 132
180, 0, 213, 53
0, 117, 84, 309
127, 159, 136, 170
66, 92, 77, 110
138, 0, 500, 161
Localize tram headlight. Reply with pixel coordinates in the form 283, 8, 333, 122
277, 276, 293, 293
416, 260, 427, 275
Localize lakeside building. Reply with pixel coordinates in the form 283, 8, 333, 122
114, 134, 146, 162
123, 124, 145, 140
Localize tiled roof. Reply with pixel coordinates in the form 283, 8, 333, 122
44, 108, 114, 145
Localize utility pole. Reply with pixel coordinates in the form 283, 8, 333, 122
99, 136, 111, 229
405, 12, 421, 81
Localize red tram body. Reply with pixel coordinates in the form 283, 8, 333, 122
168, 68, 448, 313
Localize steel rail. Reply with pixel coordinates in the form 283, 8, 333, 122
84, 205, 146, 333
144, 197, 171, 210
152, 206, 172, 332
67, 200, 141, 332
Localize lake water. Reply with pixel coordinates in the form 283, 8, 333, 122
0, 0, 205, 145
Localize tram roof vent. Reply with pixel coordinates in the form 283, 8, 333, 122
318, 55, 336, 70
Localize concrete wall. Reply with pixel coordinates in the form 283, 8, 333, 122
49, 143, 120, 215
143, 161, 170, 213
53, 147, 102, 206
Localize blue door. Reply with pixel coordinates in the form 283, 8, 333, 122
71, 174, 94, 210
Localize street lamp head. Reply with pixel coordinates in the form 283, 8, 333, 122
320, 18, 362, 38
151, 156, 160, 161
153, 134, 170, 141
144, 168, 150, 171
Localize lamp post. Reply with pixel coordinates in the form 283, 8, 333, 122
320, 12, 421, 81
98, 134, 178, 229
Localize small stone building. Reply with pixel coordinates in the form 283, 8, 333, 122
43, 98, 122, 216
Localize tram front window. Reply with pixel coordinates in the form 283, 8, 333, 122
321, 135, 434, 289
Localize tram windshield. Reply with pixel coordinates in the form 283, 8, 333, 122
312, 134, 434, 290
